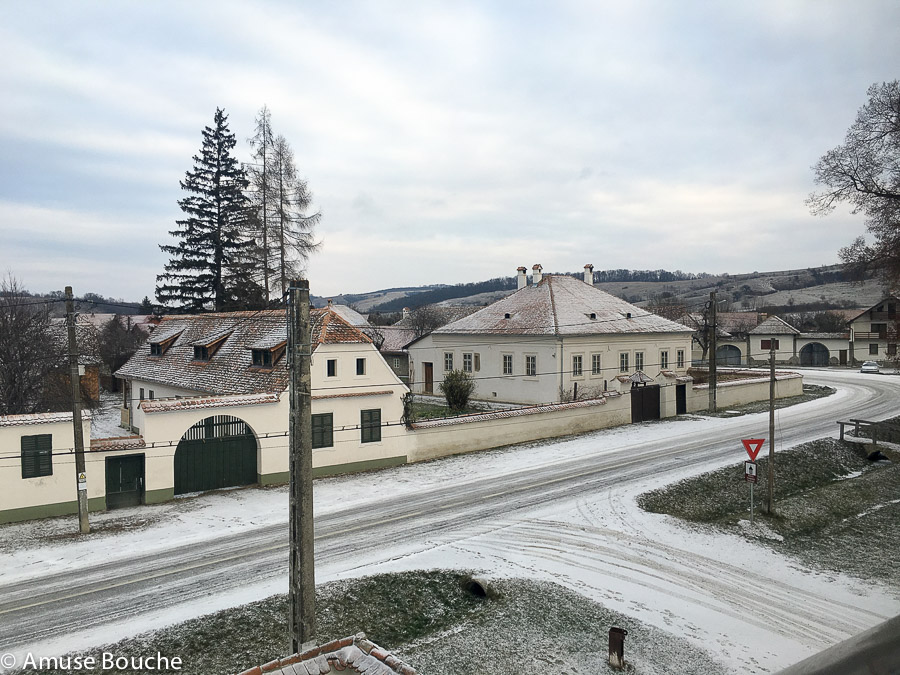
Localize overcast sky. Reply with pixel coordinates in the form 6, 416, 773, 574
1, 1, 898, 301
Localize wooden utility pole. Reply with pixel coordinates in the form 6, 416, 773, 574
287, 279, 315, 652
767, 339, 776, 515
708, 291, 717, 413
65, 287, 90, 534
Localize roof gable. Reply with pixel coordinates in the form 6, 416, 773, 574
749, 315, 801, 335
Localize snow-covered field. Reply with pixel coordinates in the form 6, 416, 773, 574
2, 371, 899, 674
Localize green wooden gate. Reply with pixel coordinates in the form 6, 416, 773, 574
174, 415, 257, 495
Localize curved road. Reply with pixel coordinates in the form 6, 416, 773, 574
1, 369, 898, 664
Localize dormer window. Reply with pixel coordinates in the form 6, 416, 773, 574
504, 313, 511, 319
148, 330, 182, 357
191, 331, 231, 362
589, 313, 597, 320
252, 349, 273, 367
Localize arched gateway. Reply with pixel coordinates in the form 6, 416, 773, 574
174, 415, 258, 495
799, 342, 830, 367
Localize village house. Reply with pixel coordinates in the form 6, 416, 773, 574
109, 307, 409, 502
408, 264, 695, 405
848, 297, 898, 365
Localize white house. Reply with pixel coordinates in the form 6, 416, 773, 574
113, 307, 410, 499
848, 297, 898, 365
408, 264, 694, 405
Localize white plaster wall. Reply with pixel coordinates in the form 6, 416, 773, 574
410, 394, 632, 462
0, 418, 93, 513
410, 332, 692, 405
748, 335, 798, 363
688, 373, 803, 412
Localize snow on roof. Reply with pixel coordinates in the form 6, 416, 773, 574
432, 274, 693, 336
375, 326, 418, 353
0, 411, 90, 427
236, 632, 417, 675
115, 308, 371, 396
90, 436, 145, 450
749, 315, 801, 335
140, 392, 280, 413
328, 303, 370, 327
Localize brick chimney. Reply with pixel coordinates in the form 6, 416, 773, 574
532, 264, 543, 285
584, 264, 594, 285
517, 266, 528, 290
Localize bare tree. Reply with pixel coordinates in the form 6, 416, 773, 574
410, 305, 444, 338
0, 276, 55, 415
247, 105, 276, 301
269, 134, 322, 297
808, 81, 900, 289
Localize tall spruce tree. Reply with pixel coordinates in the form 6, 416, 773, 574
157, 108, 252, 312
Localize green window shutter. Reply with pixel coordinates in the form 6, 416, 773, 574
311, 413, 333, 449
21, 434, 52, 479
361, 409, 381, 443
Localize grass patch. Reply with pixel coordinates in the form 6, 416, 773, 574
703, 383, 834, 417
638, 438, 900, 586
20, 575, 727, 675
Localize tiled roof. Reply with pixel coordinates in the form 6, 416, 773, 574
326, 303, 370, 327
749, 315, 801, 335
431, 274, 693, 336
802, 332, 849, 340
236, 633, 417, 675
848, 296, 900, 323
0, 411, 90, 427
374, 326, 417, 353
141, 393, 280, 413
392, 306, 481, 329
116, 309, 371, 396
90, 436, 145, 450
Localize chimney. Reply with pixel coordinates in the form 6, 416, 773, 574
584, 264, 594, 285
532, 264, 543, 285
402, 307, 410, 320
517, 266, 528, 290
327, 298, 333, 307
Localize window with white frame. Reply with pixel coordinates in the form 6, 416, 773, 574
635, 351, 644, 371
444, 352, 453, 371
502, 354, 513, 375
676, 349, 685, 368
660, 350, 669, 369
619, 352, 629, 373
463, 353, 473, 372
572, 354, 583, 377
591, 353, 602, 375
525, 354, 537, 377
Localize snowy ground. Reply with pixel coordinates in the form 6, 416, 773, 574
2, 370, 899, 674
89, 389, 131, 439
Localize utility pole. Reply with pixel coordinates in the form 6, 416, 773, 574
287, 279, 315, 652
65, 287, 90, 534
767, 338, 776, 515
708, 291, 717, 413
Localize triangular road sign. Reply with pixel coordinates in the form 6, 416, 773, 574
742, 438, 765, 461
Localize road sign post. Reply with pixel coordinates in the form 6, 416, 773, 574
745, 461, 758, 524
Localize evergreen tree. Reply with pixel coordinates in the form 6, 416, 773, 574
138, 296, 153, 313
157, 108, 251, 312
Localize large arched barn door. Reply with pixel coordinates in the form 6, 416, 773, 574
174, 415, 257, 495
799, 343, 830, 367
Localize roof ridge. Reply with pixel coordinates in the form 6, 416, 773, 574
547, 275, 560, 336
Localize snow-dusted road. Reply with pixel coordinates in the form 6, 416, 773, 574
1, 369, 899, 673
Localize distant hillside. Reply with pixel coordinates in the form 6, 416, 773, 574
320, 264, 889, 316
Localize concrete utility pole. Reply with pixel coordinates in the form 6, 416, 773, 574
767, 339, 776, 515
287, 279, 315, 652
708, 291, 717, 413
65, 287, 90, 534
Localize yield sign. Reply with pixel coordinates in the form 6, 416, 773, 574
742, 438, 765, 461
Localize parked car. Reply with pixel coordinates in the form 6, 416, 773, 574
860, 361, 880, 374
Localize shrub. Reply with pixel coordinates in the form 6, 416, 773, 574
439, 369, 476, 411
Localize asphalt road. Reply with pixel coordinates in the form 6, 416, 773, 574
1, 369, 898, 659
